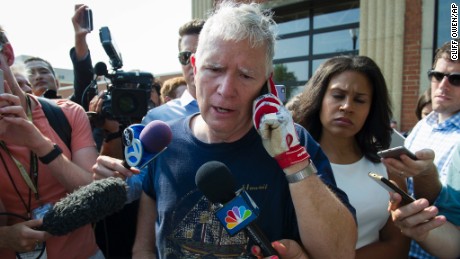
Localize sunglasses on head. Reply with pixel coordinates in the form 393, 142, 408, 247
427, 70, 460, 86
178, 51, 193, 66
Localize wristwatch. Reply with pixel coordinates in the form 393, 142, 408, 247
39, 144, 63, 164
285, 160, 317, 184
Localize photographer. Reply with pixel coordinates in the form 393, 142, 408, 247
71, 7, 154, 257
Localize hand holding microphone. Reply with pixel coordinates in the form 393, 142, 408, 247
253, 93, 309, 169
196, 161, 279, 257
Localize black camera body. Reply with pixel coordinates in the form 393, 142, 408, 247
98, 27, 154, 123
101, 70, 153, 122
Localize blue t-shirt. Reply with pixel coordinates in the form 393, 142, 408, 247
435, 143, 460, 225
143, 115, 355, 257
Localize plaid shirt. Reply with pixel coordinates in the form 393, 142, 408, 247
405, 111, 460, 259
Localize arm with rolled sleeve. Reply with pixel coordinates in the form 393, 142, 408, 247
292, 130, 357, 258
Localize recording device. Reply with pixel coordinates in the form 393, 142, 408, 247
75, 4, 93, 32
377, 146, 417, 160
195, 161, 279, 257
95, 26, 154, 124
368, 172, 415, 205
40, 177, 127, 236
0, 70, 4, 94
122, 120, 172, 169
275, 85, 286, 103
81, 8, 93, 31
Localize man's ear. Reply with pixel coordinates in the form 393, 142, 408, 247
2, 43, 15, 66
55, 78, 60, 90
190, 54, 197, 75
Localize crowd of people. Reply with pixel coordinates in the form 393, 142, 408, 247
0, 1, 458, 259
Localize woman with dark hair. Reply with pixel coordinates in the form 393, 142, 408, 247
403, 88, 432, 137
415, 87, 432, 121
293, 56, 411, 258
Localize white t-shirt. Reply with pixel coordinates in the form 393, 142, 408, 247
332, 157, 390, 249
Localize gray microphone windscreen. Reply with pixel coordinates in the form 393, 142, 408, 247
41, 177, 127, 236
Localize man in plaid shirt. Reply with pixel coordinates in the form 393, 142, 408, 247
404, 39, 460, 259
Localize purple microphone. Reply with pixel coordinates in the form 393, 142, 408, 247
122, 120, 172, 169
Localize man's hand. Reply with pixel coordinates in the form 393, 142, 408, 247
388, 193, 446, 242
382, 148, 437, 178
253, 94, 309, 169
0, 220, 48, 252
88, 91, 120, 132
251, 239, 309, 259
0, 92, 49, 151
92, 155, 139, 181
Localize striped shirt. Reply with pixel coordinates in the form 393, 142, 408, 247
405, 111, 460, 259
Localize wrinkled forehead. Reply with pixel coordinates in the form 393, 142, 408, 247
25, 60, 53, 72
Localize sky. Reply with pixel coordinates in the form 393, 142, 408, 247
2, 1, 192, 76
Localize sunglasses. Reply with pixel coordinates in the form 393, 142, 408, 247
427, 70, 460, 86
178, 51, 193, 66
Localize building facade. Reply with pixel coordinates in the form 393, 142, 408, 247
192, 0, 456, 132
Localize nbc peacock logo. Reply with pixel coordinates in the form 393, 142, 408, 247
225, 206, 253, 229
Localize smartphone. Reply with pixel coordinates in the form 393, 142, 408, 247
76, 4, 93, 32
275, 85, 286, 103
368, 172, 415, 205
0, 70, 4, 94
377, 146, 417, 160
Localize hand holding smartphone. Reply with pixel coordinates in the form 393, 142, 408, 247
377, 146, 417, 160
75, 4, 93, 32
368, 172, 415, 205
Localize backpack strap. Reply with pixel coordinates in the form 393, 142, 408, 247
37, 97, 72, 150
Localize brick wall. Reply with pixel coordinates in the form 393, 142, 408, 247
401, 0, 422, 132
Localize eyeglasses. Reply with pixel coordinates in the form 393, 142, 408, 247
427, 70, 460, 86
178, 51, 193, 66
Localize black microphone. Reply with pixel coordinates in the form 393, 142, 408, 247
94, 62, 108, 77
40, 177, 127, 236
195, 161, 279, 257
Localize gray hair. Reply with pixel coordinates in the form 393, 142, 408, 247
196, 1, 277, 76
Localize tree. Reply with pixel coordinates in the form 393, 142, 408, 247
273, 64, 297, 83
273, 64, 298, 102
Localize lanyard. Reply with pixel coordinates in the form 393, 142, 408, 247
0, 95, 40, 216
0, 142, 38, 196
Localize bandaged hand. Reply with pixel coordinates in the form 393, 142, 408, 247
253, 94, 309, 169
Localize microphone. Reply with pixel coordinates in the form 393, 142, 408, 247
40, 177, 127, 236
94, 61, 108, 77
122, 120, 172, 169
195, 161, 279, 257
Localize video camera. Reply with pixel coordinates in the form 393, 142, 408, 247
96, 26, 154, 124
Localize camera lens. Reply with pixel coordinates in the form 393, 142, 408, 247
118, 95, 137, 113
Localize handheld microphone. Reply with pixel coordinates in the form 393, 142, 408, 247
40, 177, 127, 236
122, 120, 172, 169
195, 161, 279, 257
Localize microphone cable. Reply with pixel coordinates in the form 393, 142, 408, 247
81, 78, 98, 112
